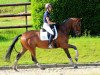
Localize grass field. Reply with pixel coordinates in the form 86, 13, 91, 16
0, 0, 31, 14
0, 35, 100, 66
0, 0, 29, 4
0, 0, 32, 66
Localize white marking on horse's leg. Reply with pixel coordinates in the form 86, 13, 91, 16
69, 58, 78, 68
68, 44, 79, 62
36, 63, 45, 70
75, 50, 79, 62
75, 50, 79, 57
69, 58, 74, 65
13, 60, 18, 71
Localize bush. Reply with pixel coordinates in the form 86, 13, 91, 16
31, 0, 100, 35
31, 0, 56, 30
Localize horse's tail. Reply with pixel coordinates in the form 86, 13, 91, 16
5, 34, 22, 62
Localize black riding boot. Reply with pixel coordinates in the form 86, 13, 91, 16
48, 34, 54, 48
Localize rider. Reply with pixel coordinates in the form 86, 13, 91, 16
43, 3, 56, 48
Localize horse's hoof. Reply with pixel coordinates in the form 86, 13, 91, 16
14, 68, 19, 72
36, 63, 45, 70
12, 66, 19, 72
75, 57, 78, 62
74, 65, 78, 69
40, 67, 45, 70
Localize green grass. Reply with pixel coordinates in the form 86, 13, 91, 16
70, 37, 100, 63
0, 17, 32, 26
0, 17, 33, 66
0, 0, 29, 4
0, 0, 31, 14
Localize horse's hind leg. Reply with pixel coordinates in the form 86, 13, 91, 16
13, 46, 27, 71
30, 48, 45, 70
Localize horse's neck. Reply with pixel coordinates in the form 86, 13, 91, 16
66, 20, 72, 33
59, 19, 72, 35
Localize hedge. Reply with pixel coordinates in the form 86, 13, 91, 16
31, 0, 100, 36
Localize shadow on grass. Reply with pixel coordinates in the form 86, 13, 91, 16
0, 35, 9, 42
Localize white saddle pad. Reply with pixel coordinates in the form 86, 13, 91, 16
40, 28, 58, 41
40, 29, 49, 40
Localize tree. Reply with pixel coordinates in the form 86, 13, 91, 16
31, 0, 100, 35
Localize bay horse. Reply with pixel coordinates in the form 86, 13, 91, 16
5, 18, 81, 71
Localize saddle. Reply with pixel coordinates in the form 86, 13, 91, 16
40, 25, 58, 41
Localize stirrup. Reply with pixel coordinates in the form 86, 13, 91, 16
48, 44, 52, 48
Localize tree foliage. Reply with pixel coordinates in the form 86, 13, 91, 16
31, 0, 100, 35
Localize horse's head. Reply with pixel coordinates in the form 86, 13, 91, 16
59, 18, 81, 36
70, 18, 81, 36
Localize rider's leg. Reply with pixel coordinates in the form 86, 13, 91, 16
43, 23, 54, 35
48, 33, 54, 48
48, 33, 54, 44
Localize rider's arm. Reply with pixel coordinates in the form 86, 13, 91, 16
46, 17, 55, 25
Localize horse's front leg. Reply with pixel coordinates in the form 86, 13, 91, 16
63, 48, 78, 68
68, 44, 79, 62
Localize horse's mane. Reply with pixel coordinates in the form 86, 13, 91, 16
55, 18, 70, 31
62, 18, 70, 24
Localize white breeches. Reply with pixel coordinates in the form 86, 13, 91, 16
43, 23, 54, 35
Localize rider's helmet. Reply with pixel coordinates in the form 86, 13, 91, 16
45, 3, 52, 9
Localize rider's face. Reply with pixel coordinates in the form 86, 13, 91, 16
48, 5, 52, 12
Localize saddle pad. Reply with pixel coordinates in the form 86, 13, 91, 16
40, 29, 48, 40
40, 26, 58, 41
